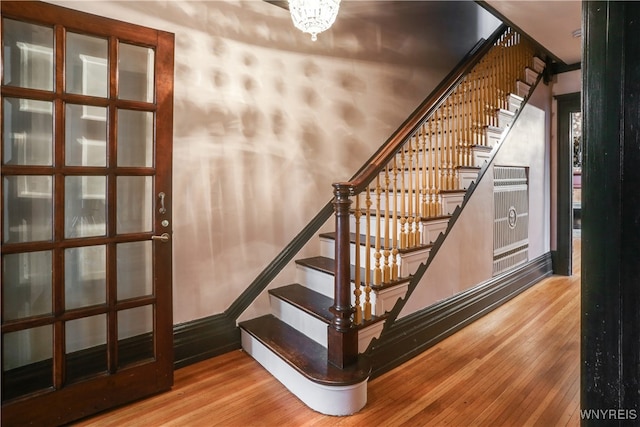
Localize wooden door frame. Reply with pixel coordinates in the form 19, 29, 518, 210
554, 92, 580, 276
1, 2, 174, 425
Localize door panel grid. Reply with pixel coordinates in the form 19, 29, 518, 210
1, 2, 174, 425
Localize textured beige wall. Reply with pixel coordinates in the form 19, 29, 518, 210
50, 0, 499, 324
399, 81, 552, 318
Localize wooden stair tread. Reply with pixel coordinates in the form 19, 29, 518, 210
484, 124, 503, 132
509, 93, 525, 102
470, 144, 493, 152
295, 255, 414, 286
296, 256, 335, 275
497, 108, 516, 116
319, 232, 434, 251
269, 284, 332, 324
239, 314, 370, 386
296, 255, 366, 281
334, 211, 453, 223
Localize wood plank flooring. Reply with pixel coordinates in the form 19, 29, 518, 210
73, 239, 581, 427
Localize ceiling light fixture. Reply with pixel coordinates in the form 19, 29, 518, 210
288, 0, 341, 41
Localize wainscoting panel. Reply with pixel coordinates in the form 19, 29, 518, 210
493, 166, 529, 275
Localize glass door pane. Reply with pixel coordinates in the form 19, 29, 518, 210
117, 241, 153, 300
64, 176, 106, 238
116, 176, 152, 234
65, 104, 107, 167
64, 245, 107, 309
3, 176, 53, 243
2, 19, 54, 90
65, 33, 108, 97
118, 305, 154, 367
2, 326, 53, 401
2, 251, 53, 320
65, 314, 107, 383
3, 98, 53, 166
117, 109, 154, 167
118, 42, 154, 103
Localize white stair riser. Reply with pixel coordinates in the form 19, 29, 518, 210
516, 80, 531, 98
360, 180, 458, 212
357, 322, 385, 353
350, 214, 451, 246
349, 214, 433, 243
298, 264, 400, 315
296, 264, 334, 298
241, 331, 368, 416
373, 282, 410, 318
320, 237, 414, 276
422, 217, 449, 244
358, 191, 422, 215
508, 93, 524, 112
350, 214, 400, 239
270, 296, 327, 347
497, 110, 514, 129
441, 193, 465, 215
525, 68, 538, 85
533, 57, 545, 73
400, 247, 431, 277
472, 148, 492, 167
458, 169, 479, 190
268, 294, 393, 356
486, 127, 503, 147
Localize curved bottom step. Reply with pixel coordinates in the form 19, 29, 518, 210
240, 316, 369, 416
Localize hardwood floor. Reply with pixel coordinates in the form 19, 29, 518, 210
73, 239, 581, 427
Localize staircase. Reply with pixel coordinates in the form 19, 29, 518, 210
239, 26, 545, 416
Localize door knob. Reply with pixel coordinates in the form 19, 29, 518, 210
151, 233, 170, 243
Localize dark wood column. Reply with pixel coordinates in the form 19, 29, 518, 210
328, 183, 357, 368
582, 1, 640, 423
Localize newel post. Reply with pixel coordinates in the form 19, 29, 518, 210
328, 183, 358, 368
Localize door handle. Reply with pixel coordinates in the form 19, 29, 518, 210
151, 233, 171, 243
158, 192, 167, 214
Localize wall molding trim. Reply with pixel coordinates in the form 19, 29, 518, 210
173, 314, 240, 369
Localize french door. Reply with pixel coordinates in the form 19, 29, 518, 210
1, 2, 174, 425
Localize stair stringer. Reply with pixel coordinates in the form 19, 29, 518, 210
360, 72, 545, 360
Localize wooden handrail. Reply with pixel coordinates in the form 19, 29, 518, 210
343, 24, 508, 195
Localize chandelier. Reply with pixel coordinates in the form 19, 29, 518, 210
288, 0, 341, 41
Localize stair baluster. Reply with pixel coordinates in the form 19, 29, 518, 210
391, 159, 399, 281
364, 186, 372, 320
383, 166, 392, 283
353, 196, 362, 324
